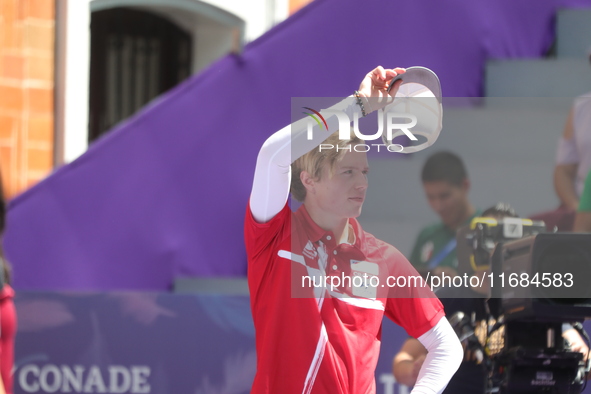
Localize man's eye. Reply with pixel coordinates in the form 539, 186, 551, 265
344, 170, 353, 174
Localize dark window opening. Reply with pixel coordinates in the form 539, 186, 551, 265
89, 7, 192, 142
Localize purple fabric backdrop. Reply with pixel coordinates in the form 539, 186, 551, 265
5, 0, 591, 291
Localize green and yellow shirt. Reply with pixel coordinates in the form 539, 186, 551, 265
409, 210, 481, 272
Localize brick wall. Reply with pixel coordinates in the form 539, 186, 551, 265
0, 0, 54, 198
289, 0, 314, 15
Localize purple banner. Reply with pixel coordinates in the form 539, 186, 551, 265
5, 0, 591, 292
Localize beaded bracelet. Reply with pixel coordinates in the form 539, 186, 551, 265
354, 90, 367, 117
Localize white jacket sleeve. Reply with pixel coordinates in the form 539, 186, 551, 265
556, 136, 579, 165
411, 317, 463, 394
249, 97, 359, 223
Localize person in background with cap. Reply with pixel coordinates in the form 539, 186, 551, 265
408, 151, 480, 278
245, 66, 462, 393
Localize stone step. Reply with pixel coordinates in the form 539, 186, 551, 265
485, 58, 591, 97
556, 8, 591, 58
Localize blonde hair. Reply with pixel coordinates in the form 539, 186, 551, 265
291, 130, 363, 202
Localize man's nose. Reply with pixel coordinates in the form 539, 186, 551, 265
356, 173, 368, 190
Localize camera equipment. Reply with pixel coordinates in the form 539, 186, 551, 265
457, 220, 591, 393
487, 233, 591, 393
449, 311, 485, 364
490, 233, 591, 321
456, 217, 546, 275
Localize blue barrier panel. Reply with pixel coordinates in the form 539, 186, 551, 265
13, 292, 591, 394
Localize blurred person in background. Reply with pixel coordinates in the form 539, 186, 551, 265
0, 175, 16, 394
573, 169, 591, 232
409, 151, 479, 278
546, 51, 591, 231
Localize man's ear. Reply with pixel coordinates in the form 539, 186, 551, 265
300, 171, 316, 195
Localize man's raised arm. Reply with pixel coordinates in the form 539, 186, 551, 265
249, 66, 405, 223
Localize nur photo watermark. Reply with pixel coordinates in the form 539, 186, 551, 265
303, 106, 418, 153
293, 96, 442, 154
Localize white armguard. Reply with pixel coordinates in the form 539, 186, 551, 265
249, 97, 358, 223
411, 318, 463, 394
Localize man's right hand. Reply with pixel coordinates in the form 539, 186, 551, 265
357, 66, 406, 113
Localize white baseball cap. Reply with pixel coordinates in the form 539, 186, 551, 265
382, 66, 443, 154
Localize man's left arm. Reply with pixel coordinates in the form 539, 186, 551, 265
384, 248, 462, 393
411, 318, 463, 394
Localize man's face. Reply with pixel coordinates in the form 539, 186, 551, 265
422, 180, 469, 228
310, 150, 369, 220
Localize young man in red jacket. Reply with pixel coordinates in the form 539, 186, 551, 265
245, 66, 462, 393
